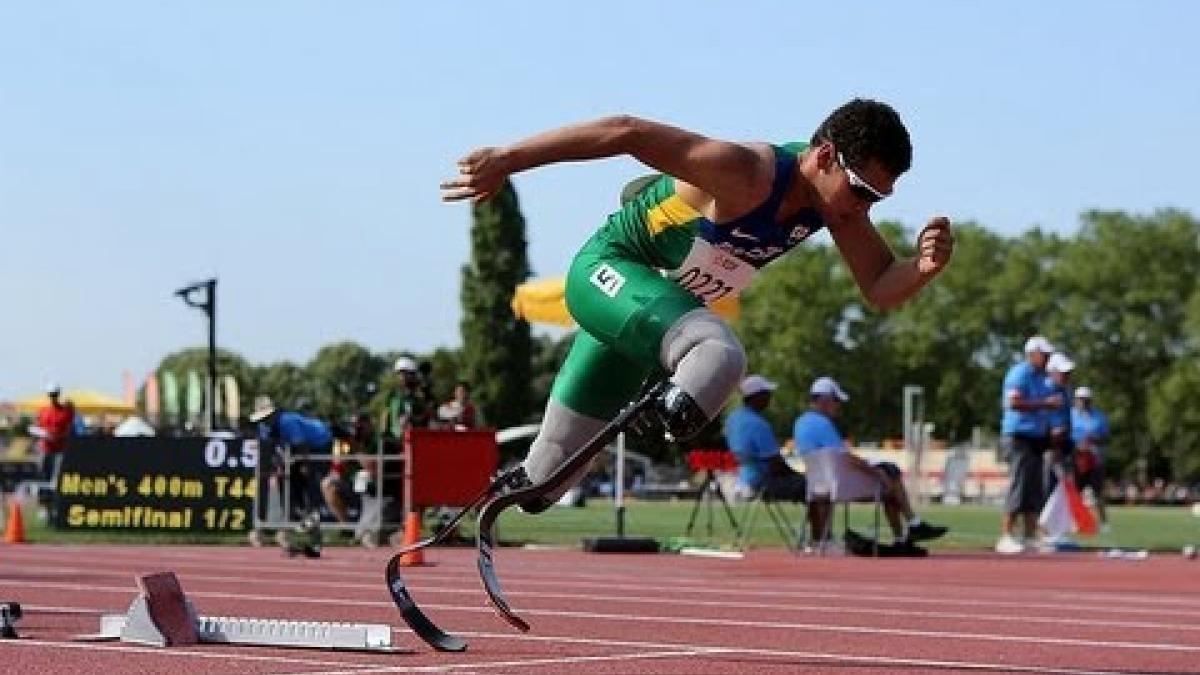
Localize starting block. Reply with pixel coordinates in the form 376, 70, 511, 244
83, 572, 400, 652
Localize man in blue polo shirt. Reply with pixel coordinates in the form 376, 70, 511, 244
1044, 352, 1077, 492
997, 335, 1061, 554
724, 374, 807, 504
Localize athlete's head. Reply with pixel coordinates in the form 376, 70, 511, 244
806, 98, 912, 221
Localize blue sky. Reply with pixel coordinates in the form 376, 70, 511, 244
2, 2, 1197, 400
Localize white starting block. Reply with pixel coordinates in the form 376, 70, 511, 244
82, 572, 399, 652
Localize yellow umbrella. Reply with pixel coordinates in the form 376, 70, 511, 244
11, 389, 136, 416
511, 277, 739, 327
510, 277, 577, 327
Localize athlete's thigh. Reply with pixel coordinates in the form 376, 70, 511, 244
550, 330, 651, 420
565, 241, 700, 369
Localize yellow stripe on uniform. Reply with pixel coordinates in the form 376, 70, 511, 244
645, 194, 700, 235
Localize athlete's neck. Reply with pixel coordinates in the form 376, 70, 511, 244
774, 155, 818, 225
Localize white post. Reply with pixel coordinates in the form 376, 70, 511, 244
614, 432, 626, 537
902, 385, 925, 504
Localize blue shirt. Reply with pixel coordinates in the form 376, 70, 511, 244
1071, 407, 1110, 458
1045, 378, 1072, 433
259, 411, 333, 449
1001, 361, 1051, 437
724, 405, 779, 490
793, 410, 845, 456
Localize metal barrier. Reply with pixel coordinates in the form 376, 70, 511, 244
252, 430, 499, 545
252, 440, 404, 544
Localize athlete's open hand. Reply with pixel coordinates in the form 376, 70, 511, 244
915, 216, 954, 276
440, 147, 513, 203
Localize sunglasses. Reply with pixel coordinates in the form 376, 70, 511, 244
836, 151, 889, 203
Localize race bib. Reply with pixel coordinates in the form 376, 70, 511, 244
667, 239, 756, 304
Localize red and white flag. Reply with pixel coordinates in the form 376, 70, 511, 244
1039, 475, 1098, 538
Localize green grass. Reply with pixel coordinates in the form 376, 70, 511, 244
8, 499, 1198, 552
493, 499, 1200, 552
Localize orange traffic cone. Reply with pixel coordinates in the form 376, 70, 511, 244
3, 498, 26, 544
398, 511, 424, 566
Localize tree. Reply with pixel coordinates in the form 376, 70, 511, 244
306, 341, 384, 422
1046, 210, 1200, 479
254, 361, 311, 413
459, 179, 534, 429
1157, 284, 1200, 481
424, 347, 465, 409
888, 223, 1015, 441
152, 347, 256, 427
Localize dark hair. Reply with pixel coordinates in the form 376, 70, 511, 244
810, 98, 912, 177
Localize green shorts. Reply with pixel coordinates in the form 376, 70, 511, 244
550, 232, 702, 419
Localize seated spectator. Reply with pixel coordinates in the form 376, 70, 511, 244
321, 453, 360, 528
322, 413, 373, 533
723, 374, 807, 503
436, 380, 480, 430
793, 376, 947, 552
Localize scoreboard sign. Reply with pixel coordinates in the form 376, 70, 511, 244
54, 436, 258, 532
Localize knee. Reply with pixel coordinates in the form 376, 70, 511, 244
661, 309, 744, 375
715, 340, 747, 385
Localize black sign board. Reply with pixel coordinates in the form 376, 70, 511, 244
55, 436, 257, 532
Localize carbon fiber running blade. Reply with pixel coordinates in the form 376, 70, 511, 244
477, 513, 530, 632
468, 378, 669, 634
386, 559, 467, 652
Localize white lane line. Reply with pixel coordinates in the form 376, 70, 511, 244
7, 567, 1200, 635
14, 545, 1200, 609
5, 578, 1199, 654
452, 631, 1148, 674
283, 649, 715, 675
511, 606, 1200, 653
279, 631, 1146, 675
1051, 590, 1200, 607
7, 555, 1200, 624
0, 636, 391, 669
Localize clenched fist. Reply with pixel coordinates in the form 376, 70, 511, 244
915, 216, 954, 276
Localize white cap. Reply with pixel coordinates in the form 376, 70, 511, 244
393, 356, 418, 372
739, 374, 778, 397
1075, 386, 1092, 399
248, 395, 277, 423
1024, 335, 1055, 354
1047, 353, 1075, 373
45, 381, 62, 395
810, 376, 849, 402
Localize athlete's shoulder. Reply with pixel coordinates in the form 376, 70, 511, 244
619, 173, 664, 205
775, 141, 810, 156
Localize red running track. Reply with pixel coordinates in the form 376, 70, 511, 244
1, 542, 1198, 674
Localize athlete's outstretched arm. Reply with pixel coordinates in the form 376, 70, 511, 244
439, 115, 770, 210
829, 215, 954, 310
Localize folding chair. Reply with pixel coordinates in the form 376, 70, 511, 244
801, 449, 883, 556
732, 455, 808, 553
683, 450, 742, 539
735, 482, 807, 552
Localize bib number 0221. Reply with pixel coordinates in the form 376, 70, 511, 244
674, 267, 735, 303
